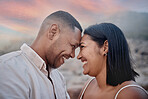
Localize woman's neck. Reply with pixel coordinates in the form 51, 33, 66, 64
95, 66, 107, 90
95, 66, 115, 92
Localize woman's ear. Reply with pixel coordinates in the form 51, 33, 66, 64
48, 24, 60, 40
103, 40, 108, 56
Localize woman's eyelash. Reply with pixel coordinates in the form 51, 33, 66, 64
80, 45, 84, 48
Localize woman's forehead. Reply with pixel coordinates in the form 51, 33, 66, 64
81, 34, 91, 42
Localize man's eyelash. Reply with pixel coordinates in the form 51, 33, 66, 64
71, 45, 75, 48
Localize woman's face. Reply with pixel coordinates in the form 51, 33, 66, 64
77, 34, 106, 76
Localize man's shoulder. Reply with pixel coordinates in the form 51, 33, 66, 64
0, 51, 30, 98
0, 51, 22, 62
0, 50, 28, 74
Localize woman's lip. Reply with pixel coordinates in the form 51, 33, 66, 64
82, 61, 88, 64
81, 59, 87, 62
83, 62, 88, 67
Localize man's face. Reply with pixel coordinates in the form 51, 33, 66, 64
46, 27, 81, 68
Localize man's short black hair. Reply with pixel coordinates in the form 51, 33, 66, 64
47, 10, 82, 32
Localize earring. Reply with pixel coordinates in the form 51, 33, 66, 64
104, 53, 107, 56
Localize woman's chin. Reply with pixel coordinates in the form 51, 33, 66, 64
83, 70, 88, 75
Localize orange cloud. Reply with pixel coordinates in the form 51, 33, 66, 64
71, 0, 101, 12
0, 0, 55, 35
0, 0, 54, 20
0, 16, 36, 36
0, 0, 139, 37
69, 0, 126, 14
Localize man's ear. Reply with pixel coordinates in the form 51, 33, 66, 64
48, 24, 60, 40
103, 40, 108, 56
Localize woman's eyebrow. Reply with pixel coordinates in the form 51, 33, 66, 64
79, 42, 85, 46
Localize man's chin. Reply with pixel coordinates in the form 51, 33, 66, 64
51, 63, 63, 69
50, 65, 58, 69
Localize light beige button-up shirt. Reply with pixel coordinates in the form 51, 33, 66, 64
0, 43, 70, 99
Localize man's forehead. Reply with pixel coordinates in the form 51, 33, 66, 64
74, 27, 81, 39
68, 27, 81, 45
74, 27, 82, 34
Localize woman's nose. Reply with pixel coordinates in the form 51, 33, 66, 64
77, 51, 81, 60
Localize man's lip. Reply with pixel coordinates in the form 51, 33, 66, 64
61, 56, 69, 63
60, 57, 65, 64
63, 55, 70, 59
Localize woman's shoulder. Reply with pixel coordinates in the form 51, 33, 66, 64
116, 81, 148, 99
78, 77, 95, 99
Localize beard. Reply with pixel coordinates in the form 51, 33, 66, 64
45, 54, 57, 69
45, 37, 65, 69
46, 48, 64, 69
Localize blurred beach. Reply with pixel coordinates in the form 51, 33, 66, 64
0, 38, 148, 99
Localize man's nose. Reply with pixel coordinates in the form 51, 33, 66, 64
70, 50, 75, 58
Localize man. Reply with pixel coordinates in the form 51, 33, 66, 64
0, 11, 82, 99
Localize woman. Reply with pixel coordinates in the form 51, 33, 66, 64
77, 23, 148, 99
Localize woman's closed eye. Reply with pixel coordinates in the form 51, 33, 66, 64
80, 45, 85, 49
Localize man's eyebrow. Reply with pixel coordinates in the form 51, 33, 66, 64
75, 43, 79, 47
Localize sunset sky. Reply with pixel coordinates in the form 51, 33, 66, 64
0, 0, 148, 45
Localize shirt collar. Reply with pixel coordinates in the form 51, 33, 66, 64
20, 43, 48, 75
